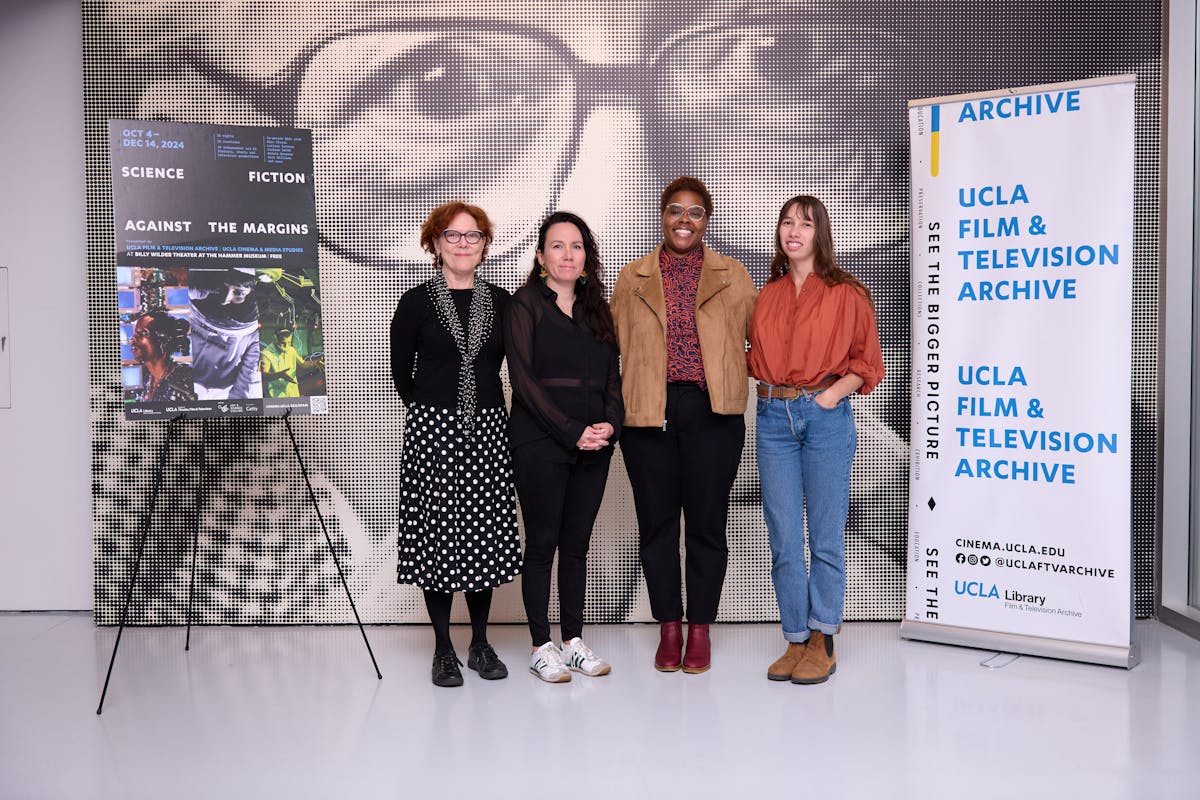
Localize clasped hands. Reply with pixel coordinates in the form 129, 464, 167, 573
576, 422, 614, 451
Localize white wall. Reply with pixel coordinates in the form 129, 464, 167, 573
0, 0, 91, 609
1160, 0, 1200, 635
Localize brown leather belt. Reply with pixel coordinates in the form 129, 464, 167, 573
756, 376, 839, 399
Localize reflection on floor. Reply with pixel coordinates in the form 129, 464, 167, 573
1, 615, 1197, 799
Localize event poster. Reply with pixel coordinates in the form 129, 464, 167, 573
904, 78, 1135, 661
111, 120, 327, 419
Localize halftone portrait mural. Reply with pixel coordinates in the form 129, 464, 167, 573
84, 1, 1160, 624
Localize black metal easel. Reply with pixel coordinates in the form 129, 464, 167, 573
184, 417, 205, 652
97, 411, 381, 715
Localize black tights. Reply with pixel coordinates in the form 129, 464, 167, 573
423, 589, 493, 654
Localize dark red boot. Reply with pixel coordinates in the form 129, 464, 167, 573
654, 621, 683, 672
682, 623, 711, 674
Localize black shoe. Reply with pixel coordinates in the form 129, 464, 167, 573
467, 642, 508, 680
431, 650, 464, 687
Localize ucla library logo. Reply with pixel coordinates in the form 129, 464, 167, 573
954, 580, 999, 599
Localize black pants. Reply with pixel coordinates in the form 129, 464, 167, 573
620, 382, 745, 624
513, 446, 612, 646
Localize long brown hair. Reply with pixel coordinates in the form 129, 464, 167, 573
769, 195, 872, 304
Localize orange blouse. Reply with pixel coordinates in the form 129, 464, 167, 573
747, 272, 884, 395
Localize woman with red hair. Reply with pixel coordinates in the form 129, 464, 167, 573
391, 201, 521, 688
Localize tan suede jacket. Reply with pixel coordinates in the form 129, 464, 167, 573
610, 245, 758, 427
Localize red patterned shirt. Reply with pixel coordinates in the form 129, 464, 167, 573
660, 245, 706, 387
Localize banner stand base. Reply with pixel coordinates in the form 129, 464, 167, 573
900, 620, 1139, 669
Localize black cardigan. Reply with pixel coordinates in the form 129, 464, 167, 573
390, 280, 509, 411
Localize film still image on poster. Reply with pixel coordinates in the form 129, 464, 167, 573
119, 266, 195, 407
119, 266, 327, 416
255, 267, 326, 402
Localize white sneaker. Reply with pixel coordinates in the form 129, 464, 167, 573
529, 641, 571, 683
561, 637, 611, 677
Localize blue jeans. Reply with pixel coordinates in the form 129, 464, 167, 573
756, 390, 857, 642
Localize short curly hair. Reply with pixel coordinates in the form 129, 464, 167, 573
418, 201, 494, 262
659, 176, 713, 217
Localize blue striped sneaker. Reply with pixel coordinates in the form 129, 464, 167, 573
561, 637, 611, 677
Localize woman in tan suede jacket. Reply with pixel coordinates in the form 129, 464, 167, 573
610, 175, 757, 674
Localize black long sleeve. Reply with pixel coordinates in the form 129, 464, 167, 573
390, 281, 509, 410
390, 289, 420, 403
603, 343, 623, 443
505, 289, 588, 450
504, 283, 622, 462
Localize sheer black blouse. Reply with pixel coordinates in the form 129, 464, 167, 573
504, 283, 622, 463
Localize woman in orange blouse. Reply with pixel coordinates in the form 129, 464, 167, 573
747, 195, 884, 685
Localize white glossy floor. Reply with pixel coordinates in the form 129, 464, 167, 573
1, 615, 1197, 800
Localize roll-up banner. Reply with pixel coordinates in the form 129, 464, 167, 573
111, 120, 327, 420
903, 77, 1137, 668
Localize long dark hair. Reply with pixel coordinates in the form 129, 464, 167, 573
525, 211, 616, 344
769, 195, 873, 305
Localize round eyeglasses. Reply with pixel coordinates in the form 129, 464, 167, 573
664, 204, 707, 222
178, 16, 907, 269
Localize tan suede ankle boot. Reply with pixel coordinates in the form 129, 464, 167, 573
767, 641, 808, 681
790, 632, 836, 684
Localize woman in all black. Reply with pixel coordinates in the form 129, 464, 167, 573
390, 201, 521, 688
505, 211, 623, 683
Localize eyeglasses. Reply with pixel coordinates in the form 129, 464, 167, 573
441, 229, 485, 245
665, 204, 707, 222
178, 16, 906, 270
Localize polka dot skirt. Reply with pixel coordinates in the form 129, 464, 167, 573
397, 404, 521, 592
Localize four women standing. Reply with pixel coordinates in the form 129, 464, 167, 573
393, 189, 880, 686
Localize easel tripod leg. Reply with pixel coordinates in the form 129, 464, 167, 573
282, 412, 382, 679
97, 415, 179, 714
185, 417, 207, 651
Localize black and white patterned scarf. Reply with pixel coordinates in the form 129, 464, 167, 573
427, 271, 494, 429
